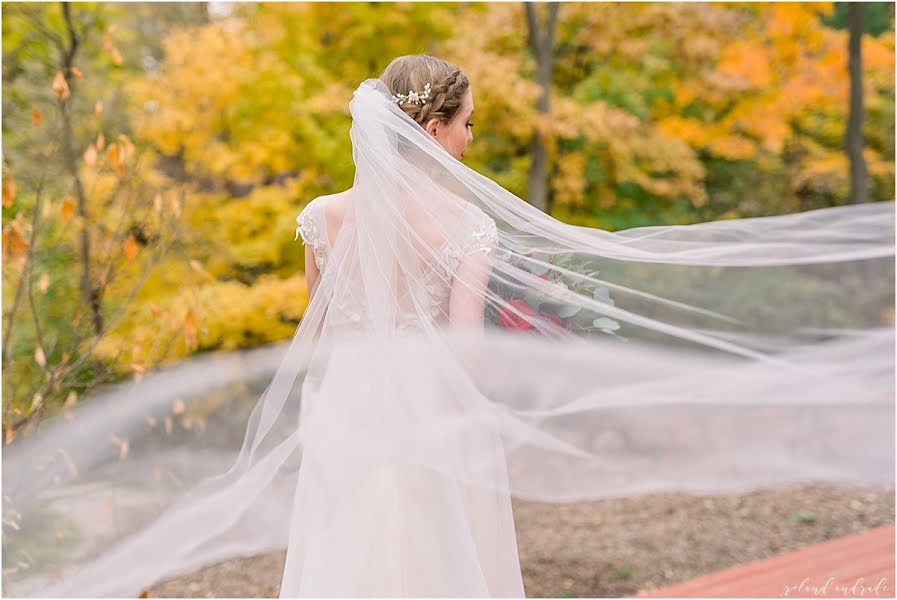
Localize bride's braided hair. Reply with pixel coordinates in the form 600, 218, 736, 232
380, 54, 470, 128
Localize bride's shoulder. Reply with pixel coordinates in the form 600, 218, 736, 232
297, 195, 323, 220
312, 190, 353, 218
463, 203, 497, 231
460, 203, 499, 254
298, 191, 348, 222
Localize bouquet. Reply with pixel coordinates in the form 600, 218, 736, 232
485, 248, 624, 339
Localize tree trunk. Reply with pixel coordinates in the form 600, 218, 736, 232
846, 3, 881, 325
60, 2, 104, 335
524, 2, 559, 214
847, 2, 868, 205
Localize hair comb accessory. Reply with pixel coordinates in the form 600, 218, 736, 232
391, 82, 431, 105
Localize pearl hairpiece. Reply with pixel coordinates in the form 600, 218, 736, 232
391, 82, 431, 106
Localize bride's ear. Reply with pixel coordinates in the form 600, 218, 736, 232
424, 118, 440, 139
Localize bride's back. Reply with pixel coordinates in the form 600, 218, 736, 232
296, 189, 498, 332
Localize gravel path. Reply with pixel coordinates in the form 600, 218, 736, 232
145, 483, 894, 598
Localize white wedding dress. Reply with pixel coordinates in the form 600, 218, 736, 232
282, 195, 526, 596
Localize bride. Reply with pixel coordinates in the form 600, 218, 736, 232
283, 57, 525, 596
5, 55, 894, 598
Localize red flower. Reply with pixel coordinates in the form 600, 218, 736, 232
498, 298, 533, 331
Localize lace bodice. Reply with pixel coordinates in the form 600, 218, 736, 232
295, 197, 498, 331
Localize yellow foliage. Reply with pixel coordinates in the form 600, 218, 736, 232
127, 22, 258, 178
864, 147, 895, 183
216, 179, 308, 269
93, 273, 309, 376
708, 136, 756, 161
802, 152, 847, 180
553, 153, 586, 206
656, 115, 715, 148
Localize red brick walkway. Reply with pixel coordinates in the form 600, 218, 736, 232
632, 524, 895, 598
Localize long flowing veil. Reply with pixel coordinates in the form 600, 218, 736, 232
3, 77, 894, 597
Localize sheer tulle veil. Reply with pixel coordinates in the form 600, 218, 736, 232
3, 77, 894, 597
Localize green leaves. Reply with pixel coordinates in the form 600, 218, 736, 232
593, 285, 614, 306
592, 317, 620, 333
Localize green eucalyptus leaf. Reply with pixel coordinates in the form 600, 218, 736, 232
592, 317, 620, 332
557, 303, 582, 318
593, 286, 610, 301
523, 289, 542, 311
529, 262, 550, 276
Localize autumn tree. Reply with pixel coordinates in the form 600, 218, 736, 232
1, 3, 206, 438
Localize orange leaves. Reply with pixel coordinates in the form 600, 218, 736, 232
37, 272, 50, 293
106, 145, 121, 175
68, 66, 84, 80
767, 3, 799, 38
712, 96, 792, 156
106, 135, 134, 177
183, 309, 198, 351
2, 177, 16, 208
31, 108, 42, 127
60, 197, 75, 223
83, 144, 98, 168
781, 73, 834, 112
124, 235, 139, 262
656, 115, 714, 148
2, 216, 27, 266
863, 34, 896, 71
52, 70, 70, 101
808, 2, 835, 18
103, 32, 123, 66
658, 2, 877, 176
717, 40, 772, 89
105, 142, 119, 165
117, 134, 135, 164
83, 130, 109, 172
189, 259, 214, 280
34, 347, 46, 367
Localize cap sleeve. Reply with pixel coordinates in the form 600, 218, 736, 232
463, 207, 499, 257
294, 199, 328, 271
